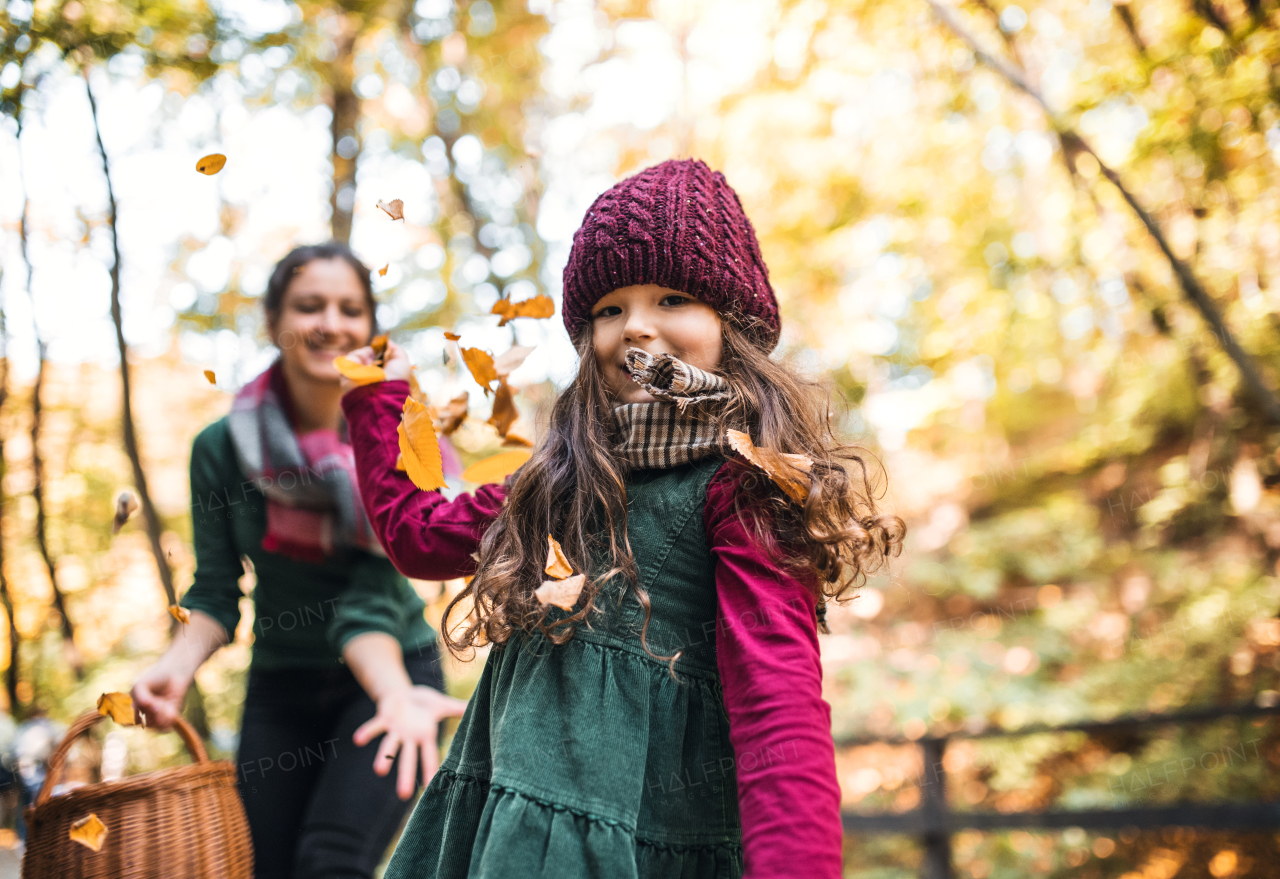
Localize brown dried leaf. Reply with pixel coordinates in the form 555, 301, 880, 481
168, 605, 190, 625
69, 814, 107, 852
96, 692, 136, 726
493, 345, 535, 378
436, 392, 469, 436
545, 535, 573, 580
334, 356, 385, 386
725, 429, 813, 503
399, 396, 447, 491
112, 489, 139, 535
376, 198, 405, 221
534, 573, 586, 611
203, 369, 216, 385
461, 347, 498, 393
195, 153, 226, 175
491, 295, 555, 327
487, 380, 518, 437
461, 450, 531, 485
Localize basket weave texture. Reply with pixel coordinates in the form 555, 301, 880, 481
22, 710, 253, 879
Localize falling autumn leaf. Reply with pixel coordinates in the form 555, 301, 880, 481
491, 295, 555, 327
195, 153, 226, 175
203, 369, 216, 385
726, 429, 814, 504
461, 347, 498, 393
444, 331, 462, 341
494, 345, 535, 378
334, 355, 386, 386
545, 535, 574, 580
398, 396, 447, 491
487, 381, 518, 437
435, 392, 469, 435
376, 198, 405, 221
69, 814, 107, 852
535, 573, 586, 611
462, 450, 531, 485
96, 692, 136, 726
378, 264, 389, 277
168, 605, 190, 625
112, 489, 139, 535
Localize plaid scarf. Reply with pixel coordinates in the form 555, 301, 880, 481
613, 349, 733, 470
226, 361, 383, 562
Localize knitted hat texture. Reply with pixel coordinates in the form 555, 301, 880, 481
561, 159, 780, 349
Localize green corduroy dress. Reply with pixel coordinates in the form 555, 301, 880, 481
385, 459, 744, 879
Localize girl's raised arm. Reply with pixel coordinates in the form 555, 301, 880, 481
342, 377, 504, 581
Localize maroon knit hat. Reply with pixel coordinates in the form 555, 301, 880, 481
561, 158, 780, 350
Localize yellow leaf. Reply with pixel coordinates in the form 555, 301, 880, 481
435, 392, 469, 435
96, 692, 136, 726
334, 356, 386, 386
168, 605, 190, 625
545, 535, 573, 580
534, 573, 586, 610
398, 396, 447, 491
111, 489, 138, 535
726, 429, 813, 503
203, 369, 216, 385
395, 453, 406, 471
378, 264, 389, 277
195, 153, 226, 175
487, 380, 518, 437
491, 295, 555, 327
462, 450, 531, 485
376, 198, 405, 220
493, 345, 535, 378
371, 334, 389, 365
69, 814, 107, 852
461, 347, 498, 392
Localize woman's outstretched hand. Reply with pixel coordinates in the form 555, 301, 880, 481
354, 684, 469, 799
340, 339, 413, 394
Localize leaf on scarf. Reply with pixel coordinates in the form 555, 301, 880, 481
461, 347, 498, 393
502, 429, 533, 448
168, 605, 190, 625
545, 535, 573, 580
726, 429, 813, 504
461, 450, 531, 485
493, 345, 535, 378
487, 381, 518, 437
378, 264, 389, 277
371, 334, 389, 366
203, 369, 216, 385
399, 396, 447, 491
395, 453, 406, 471
376, 198, 404, 221
444, 331, 462, 341
195, 153, 226, 175
334, 356, 385, 386
69, 814, 108, 852
112, 489, 138, 535
491, 295, 554, 327
435, 392, 469, 435
534, 573, 585, 610
96, 692, 136, 726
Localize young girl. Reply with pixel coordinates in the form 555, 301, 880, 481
341, 159, 903, 878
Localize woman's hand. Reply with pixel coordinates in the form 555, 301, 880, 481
131, 658, 195, 731
353, 684, 469, 799
339, 340, 413, 395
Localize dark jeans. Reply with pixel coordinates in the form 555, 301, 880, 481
237, 647, 444, 879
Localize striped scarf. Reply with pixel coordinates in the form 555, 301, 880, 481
613, 349, 733, 470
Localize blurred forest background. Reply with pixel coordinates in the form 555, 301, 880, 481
3, 0, 1280, 876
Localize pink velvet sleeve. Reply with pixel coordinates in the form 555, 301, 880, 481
704, 464, 843, 879
341, 380, 505, 581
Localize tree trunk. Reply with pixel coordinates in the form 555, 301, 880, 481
328, 24, 360, 245
83, 69, 178, 609
0, 279, 21, 716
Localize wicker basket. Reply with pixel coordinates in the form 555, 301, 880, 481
22, 710, 253, 879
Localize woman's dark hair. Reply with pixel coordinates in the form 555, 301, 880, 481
440, 320, 906, 659
264, 242, 378, 338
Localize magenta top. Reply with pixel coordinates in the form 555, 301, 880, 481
343, 381, 843, 878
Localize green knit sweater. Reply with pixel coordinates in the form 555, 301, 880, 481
180, 418, 436, 670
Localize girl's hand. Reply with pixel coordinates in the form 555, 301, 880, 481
131, 659, 194, 731
339, 341, 413, 395
353, 685, 469, 799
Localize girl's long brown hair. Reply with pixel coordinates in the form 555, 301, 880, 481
439, 320, 905, 657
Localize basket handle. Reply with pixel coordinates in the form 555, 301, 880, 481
35, 709, 209, 807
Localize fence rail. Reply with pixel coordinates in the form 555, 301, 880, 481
836, 701, 1280, 879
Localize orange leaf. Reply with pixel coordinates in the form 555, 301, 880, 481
378, 264, 389, 277
461, 347, 498, 392
371, 334, 389, 366
461, 450, 531, 485
203, 369, 216, 385
487, 380, 518, 437
491, 295, 554, 327
398, 396, 447, 491
376, 198, 405, 220
435, 392, 469, 436
195, 153, 226, 175
534, 573, 586, 610
96, 692, 136, 726
494, 345, 535, 378
69, 813, 108, 852
112, 489, 138, 535
168, 605, 190, 625
545, 535, 573, 580
444, 331, 462, 341
726, 429, 813, 503
334, 355, 386, 386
